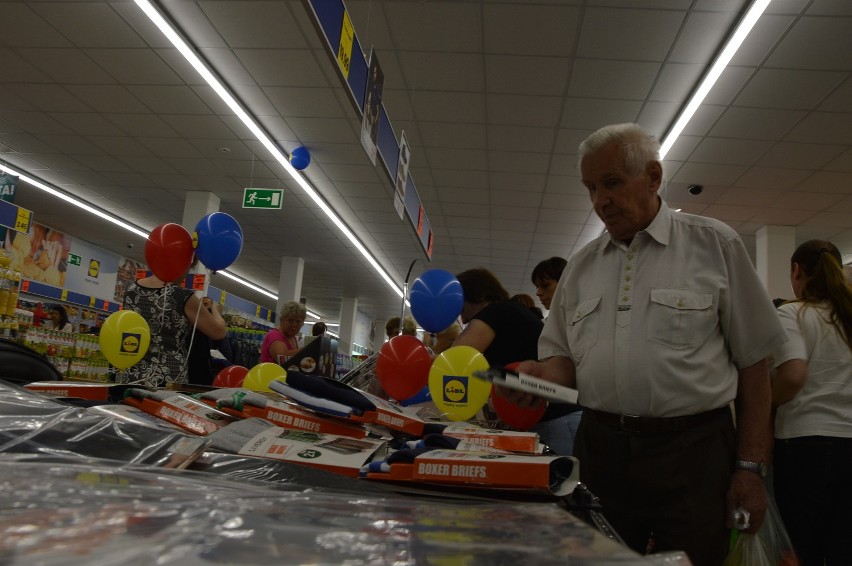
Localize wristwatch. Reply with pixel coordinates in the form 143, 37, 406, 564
735, 460, 768, 478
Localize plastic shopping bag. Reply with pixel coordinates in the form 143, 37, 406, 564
724, 498, 799, 566
724, 533, 771, 566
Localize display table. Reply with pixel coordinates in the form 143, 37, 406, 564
0, 380, 690, 564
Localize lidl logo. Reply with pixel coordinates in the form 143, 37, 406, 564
442, 375, 468, 403
88, 259, 100, 278
121, 333, 141, 353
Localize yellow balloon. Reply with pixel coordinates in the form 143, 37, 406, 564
243, 362, 287, 392
428, 345, 491, 422
99, 311, 151, 370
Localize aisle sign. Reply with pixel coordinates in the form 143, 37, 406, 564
337, 9, 354, 78
243, 188, 283, 209
0, 199, 32, 234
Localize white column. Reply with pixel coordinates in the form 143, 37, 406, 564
276, 257, 304, 314
338, 297, 358, 355
182, 191, 220, 295
756, 225, 795, 300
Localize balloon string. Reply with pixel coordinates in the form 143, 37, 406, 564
180, 266, 209, 380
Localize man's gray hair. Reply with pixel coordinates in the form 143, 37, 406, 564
578, 123, 660, 176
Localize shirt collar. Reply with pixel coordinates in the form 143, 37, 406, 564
596, 196, 672, 253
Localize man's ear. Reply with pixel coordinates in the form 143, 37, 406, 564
647, 161, 663, 192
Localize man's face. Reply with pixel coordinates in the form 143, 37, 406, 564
581, 142, 662, 242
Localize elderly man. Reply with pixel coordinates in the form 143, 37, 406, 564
517, 123, 785, 565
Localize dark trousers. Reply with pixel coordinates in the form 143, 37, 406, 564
774, 436, 852, 566
574, 408, 735, 566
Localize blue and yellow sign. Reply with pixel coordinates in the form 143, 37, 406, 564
428, 346, 491, 422
442, 375, 468, 404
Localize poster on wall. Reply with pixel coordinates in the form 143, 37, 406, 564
63, 238, 119, 302
4, 222, 72, 287
360, 49, 384, 165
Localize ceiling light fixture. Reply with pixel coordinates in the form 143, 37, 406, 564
659, 0, 772, 159
134, 0, 404, 301
0, 163, 149, 240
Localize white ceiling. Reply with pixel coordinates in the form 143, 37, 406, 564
1, 0, 850, 326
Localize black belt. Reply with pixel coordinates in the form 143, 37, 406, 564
585, 406, 730, 434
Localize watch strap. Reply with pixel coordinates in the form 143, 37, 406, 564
735, 459, 767, 477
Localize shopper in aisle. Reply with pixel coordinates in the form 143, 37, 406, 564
187, 297, 233, 385
312, 321, 327, 337
527, 257, 584, 457
430, 321, 461, 355
384, 316, 417, 340
453, 267, 578, 455
117, 273, 227, 387
513, 123, 786, 565
531, 256, 567, 313
771, 239, 852, 565
47, 304, 73, 332
261, 300, 306, 363
510, 293, 543, 319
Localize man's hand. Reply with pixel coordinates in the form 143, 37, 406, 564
726, 471, 768, 534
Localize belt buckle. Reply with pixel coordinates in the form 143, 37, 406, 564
619, 414, 642, 433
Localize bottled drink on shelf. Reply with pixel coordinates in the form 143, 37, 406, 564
0, 255, 11, 315
5, 257, 20, 317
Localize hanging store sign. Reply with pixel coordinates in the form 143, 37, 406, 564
243, 188, 283, 209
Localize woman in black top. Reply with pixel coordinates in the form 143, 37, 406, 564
455, 267, 579, 454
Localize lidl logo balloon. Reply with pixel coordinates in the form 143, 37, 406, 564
428, 346, 491, 421
120, 333, 141, 353
99, 311, 150, 370
443, 376, 468, 403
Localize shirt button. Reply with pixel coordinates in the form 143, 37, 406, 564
626, 265, 632, 271
622, 296, 629, 301
677, 301, 684, 307
623, 286, 630, 291
625, 275, 631, 281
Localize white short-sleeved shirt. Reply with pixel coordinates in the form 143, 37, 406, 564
773, 302, 852, 439
539, 201, 786, 417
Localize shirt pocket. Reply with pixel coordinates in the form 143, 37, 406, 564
567, 296, 601, 358
646, 288, 714, 350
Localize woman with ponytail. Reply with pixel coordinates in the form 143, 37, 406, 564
771, 239, 852, 565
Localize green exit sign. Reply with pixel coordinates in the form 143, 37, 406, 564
68, 253, 82, 266
243, 188, 283, 209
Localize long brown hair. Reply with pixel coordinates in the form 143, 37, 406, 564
791, 239, 852, 349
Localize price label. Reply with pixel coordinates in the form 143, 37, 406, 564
61, 289, 68, 301
89, 296, 96, 307
337, 10, 354, 78
15, 208, 31, 232
21, 280, 29, 292
192, 274, 205, 290
256, 305, 262, 317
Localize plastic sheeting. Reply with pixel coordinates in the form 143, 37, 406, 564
0, 381, 691, 564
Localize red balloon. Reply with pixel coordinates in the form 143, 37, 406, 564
376, 335, 432, 401
491, 362, 546, 430
213, 365, 249, 388
144, 223, 194, 282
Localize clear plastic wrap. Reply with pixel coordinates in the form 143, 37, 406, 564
0, 380, 690, 564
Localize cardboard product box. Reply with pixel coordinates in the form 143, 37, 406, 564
124, 391, 238, 436
242, 399, 371, 439
367, 450, 579, 496
24, 381, 132, 402
440, 423, 544, 454
230, 426, 387, 478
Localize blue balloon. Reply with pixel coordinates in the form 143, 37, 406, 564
194, 212, 243, 271
290, 146, 311, 170
409, 269, 463, 333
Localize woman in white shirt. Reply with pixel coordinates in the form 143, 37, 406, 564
772, 239, 852, 565
47, 305, 73, 333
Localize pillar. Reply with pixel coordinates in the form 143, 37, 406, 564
276, 256, 304, 316
338, 297, 358, 355
756, 225, 795, 301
